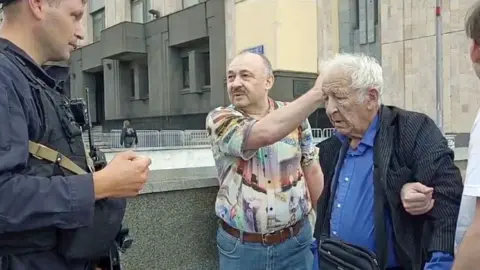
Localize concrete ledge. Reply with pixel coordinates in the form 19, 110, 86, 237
141, 167, 219, 194
455, 147, 468, 161
137, 147, 468, 195
101, 145, 211, 153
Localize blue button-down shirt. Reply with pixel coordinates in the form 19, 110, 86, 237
324, 115, 453, 270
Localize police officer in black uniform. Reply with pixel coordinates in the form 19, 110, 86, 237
0, 0, 151, 269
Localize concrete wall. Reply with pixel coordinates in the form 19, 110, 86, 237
122, 186, 219, 270
381, 0, 480, 133
118, 159, 468, 270
316, 0, 340, 62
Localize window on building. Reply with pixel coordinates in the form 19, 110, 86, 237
139, 65, 149, 98
353, 0, 378, 29
91, 8, 105, 42
130, 68, 135, 97
182, 57, 190, 89
203, 52, 210, 86
131, 0, 144, 23
353, 0, 359, 29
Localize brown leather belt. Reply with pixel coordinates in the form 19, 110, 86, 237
220, 220, 304, 245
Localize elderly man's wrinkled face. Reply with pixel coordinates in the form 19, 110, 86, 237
323, 71, 378, 138
226, 53, 273, 110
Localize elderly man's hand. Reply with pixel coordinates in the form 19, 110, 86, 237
401, 182, 434, 215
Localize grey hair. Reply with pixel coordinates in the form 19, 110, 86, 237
466, 1, 480, 41
238, 50, 273, 77
320, 53, 383, 105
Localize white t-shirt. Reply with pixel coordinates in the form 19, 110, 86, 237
455, 108, 480, 253
464, 108, 480, 196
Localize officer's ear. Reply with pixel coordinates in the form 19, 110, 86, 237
28, 0, 50, 21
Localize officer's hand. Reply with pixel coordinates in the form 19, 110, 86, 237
93, 151, 151, 199
401, 182, 434, 215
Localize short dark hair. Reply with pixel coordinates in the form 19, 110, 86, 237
466, 1, 480, 40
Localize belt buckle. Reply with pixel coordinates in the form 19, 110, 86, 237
261, 231, 275, 245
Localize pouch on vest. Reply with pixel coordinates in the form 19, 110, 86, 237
28, 141, 127, 261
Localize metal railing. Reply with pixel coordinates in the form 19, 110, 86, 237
101, 128, 335, 149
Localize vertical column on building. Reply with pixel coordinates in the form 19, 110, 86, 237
379, 0, 407, 109
208, 0, 228, 107
317, 0, 339, 65
103, 59, 122, 119
358, 0, 367, 44
224, 0, 236, 65
105, 0, 130, 27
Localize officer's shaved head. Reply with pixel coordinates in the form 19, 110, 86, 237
0, 0, 86, 64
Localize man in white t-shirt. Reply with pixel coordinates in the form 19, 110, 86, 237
452, 2, 480, 269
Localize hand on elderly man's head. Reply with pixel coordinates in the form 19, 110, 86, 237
313, 74, 323, 92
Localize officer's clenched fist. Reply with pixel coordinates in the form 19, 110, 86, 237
92, 151, 151, 199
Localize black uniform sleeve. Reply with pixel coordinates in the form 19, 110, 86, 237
0, 72, 96, 233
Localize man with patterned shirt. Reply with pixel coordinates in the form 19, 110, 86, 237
206, 51, 324, 270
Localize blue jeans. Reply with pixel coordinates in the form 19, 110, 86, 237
217, 221, 314, 270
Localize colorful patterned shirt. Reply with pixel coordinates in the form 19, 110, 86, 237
206, 98, 318, 233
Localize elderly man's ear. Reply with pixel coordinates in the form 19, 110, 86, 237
401, 182, 435, 215
366, 88, 380, 107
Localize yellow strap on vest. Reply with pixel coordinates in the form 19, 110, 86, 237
28, 140, 88, 175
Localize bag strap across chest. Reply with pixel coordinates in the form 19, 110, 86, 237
28, 141, 88, 175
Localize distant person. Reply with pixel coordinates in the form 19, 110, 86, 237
120, 120, 138, 148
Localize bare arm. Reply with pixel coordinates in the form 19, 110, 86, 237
298, 119, 324, 208
453, 199, 480, 269
303, 160, 324, 209
452, 110, 480, 269
245, 79, 323, 150
205, 77, 323, 160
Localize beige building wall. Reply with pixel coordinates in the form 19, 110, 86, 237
234, 0, 319, 73
105, 0, 131, 28
381, 0, 480, 133
317, 0, 340, 63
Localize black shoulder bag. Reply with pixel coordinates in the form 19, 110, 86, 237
318, 140, 389, 270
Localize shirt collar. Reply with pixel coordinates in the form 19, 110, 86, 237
334, 114, 380, 147
0, 38, 57, 89
230, 97, 278, 116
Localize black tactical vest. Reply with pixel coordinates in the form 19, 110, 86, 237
0, 46, 126, 262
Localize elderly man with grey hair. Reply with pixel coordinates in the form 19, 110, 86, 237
313, 53, 462, 269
